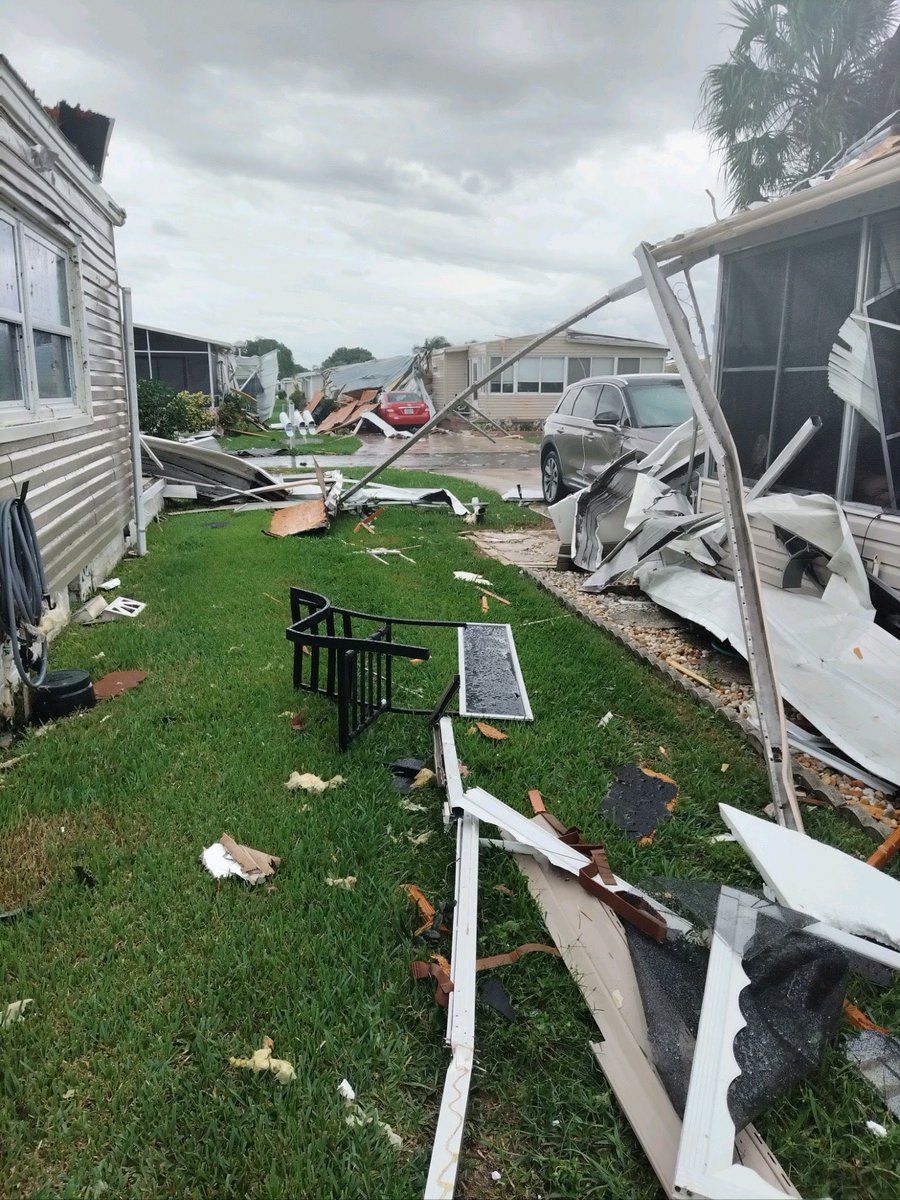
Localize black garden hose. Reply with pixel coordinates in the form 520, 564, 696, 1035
0, 494, 49, 688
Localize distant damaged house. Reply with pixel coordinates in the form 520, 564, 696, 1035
431, 329, 668, 424
0, 58, 137, 708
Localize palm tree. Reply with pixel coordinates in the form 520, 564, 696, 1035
700, 0, 896, 210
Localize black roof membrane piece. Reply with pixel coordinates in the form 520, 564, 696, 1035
599, 764, 677, 841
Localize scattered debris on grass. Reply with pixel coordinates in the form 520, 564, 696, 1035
201, 835, 280, 885
0, 755, 25, 771
290, 712, 305, 732
338, 1078, 403, 1148
93, 670, 148, 701
285, 771, 344, 793
1, 999, 33, 1028
410, 767, 434, 790
388, 758, 427, 792
325, 876, 357, 889
230, 1037, 295, 1084
98, 577, 120, 590
598, 711, 614, 728
867, 1120, 888, 1137
480, 976, 517, 1022
265, 500, 329, 537
104, 596, 146, 619
454, 571, 492, 585
407, 831, 432, 847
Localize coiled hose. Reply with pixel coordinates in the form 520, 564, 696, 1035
0, 494, 49, 688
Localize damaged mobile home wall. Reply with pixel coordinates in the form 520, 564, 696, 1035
0, 57, 135, 715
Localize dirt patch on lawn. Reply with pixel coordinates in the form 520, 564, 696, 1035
0, 807, 143, 909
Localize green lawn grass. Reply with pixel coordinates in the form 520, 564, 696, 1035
1, 472, 898, 1198
217, 432, 362, 455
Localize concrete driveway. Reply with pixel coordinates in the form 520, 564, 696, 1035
261, 431, 543, 496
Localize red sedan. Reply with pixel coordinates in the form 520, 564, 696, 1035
376, 390, 430, 429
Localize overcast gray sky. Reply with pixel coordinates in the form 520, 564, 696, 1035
6, 1, 735, 366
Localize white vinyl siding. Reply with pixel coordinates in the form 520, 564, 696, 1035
0, 61, 132, 602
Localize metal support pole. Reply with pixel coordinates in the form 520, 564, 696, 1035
342, 257, 692, 501
121, 287, 147, 556
635, 243, 803, 833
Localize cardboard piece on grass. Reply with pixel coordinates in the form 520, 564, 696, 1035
285, 771, 344, 793
93, 670, 148, 701
201, 834, 281, 885
230, 1036, 295, 1084
265, 499, 329, 537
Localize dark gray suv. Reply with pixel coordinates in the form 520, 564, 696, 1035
540, 374, 691, 503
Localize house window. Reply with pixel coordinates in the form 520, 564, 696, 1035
540, 356, 564, 393
591, 356, 615, 376
489, 355, 514, 393
616, 356, 641, 374
517, 356, 540, 392
641, 356, 666, 372
0, 208, 84, 425
567, 356, 590, 385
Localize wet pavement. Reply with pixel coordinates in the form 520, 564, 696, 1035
251, 431, 542, 496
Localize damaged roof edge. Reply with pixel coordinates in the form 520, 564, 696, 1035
0, 56, 125, 226
651, 153, 900, 267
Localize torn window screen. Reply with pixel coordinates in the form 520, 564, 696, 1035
718, 224, 860, 496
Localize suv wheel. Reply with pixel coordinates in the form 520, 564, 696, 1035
542, 448, 567, 504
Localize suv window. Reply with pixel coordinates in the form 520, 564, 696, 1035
595, 384, 627, 423
571, 383, 603, 419
556, 385, 579, 416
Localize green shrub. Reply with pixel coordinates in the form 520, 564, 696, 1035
216, 391, 256, 432
137, 379, 215, 439
177, 391, 216, 434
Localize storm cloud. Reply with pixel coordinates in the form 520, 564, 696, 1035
5, 0, 735, 362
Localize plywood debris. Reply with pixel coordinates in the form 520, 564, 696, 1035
265, 500, 329, 537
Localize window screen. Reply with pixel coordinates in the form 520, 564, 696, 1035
782, 230, 859, 368
616, 356, 640, 374
591, 356, 614, 376
722, 247, 788, 368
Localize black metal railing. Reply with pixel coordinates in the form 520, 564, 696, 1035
286, 588, 462, 749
